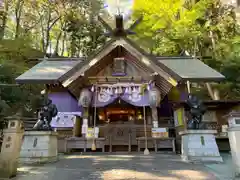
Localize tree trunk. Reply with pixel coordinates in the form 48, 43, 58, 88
209, 31, 216, 51
70, 34, 77, 57
61, 32, 66, 56
15, 0, 24, 39
40, 19, 45, 53
0, 0, 9, 39
44, 8, 51, 54
54, 31, 62, 55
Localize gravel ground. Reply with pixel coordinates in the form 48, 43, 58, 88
12, 153, 220, 180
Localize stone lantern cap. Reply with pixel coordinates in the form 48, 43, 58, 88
223, 110, 240, 118
4, 112, 22, 121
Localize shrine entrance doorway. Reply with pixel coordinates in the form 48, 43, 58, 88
93, 99, 149, 152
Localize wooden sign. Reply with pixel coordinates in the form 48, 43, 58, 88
112, 57, 126, 76
173, 108, 184, 127
152, 128, 168, 138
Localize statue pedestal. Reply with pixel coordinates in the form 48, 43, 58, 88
19, 131, 58, 164
179, 130, 223, 163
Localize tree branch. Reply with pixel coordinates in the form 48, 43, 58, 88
49, 16, 61, 30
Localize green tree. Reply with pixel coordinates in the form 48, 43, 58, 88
133, 0, 240, 99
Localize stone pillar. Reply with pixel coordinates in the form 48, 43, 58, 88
19, 131, 58, 164
78, 88, 92, 138
179, 130, 223, 162
226, 111, 240, 177
148, 86, 161, 128
81, 108, 89, 138
0, 117, 24, 178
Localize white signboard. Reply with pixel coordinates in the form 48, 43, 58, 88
152, 128, 167, 133
51, 112, 77, 128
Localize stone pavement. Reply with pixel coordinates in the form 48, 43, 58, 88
204, 153, 239, 180
13, 153, 220, 180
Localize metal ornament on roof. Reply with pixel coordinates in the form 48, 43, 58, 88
99, 0, 142, 37
78, 88, 92, 107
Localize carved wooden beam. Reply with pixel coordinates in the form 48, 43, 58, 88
87, 76, 153, 84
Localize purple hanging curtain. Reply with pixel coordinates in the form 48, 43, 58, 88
91, 91, 150, 107
120, 91, 150, 107
91, 93, 119, 107
48, 92, 82, 114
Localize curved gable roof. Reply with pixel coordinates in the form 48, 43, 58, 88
61, 37, 179, 87
15, 39, 225, 85
15, 60, 83, 84
156, 57, 225, 81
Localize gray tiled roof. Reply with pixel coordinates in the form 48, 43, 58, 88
15, 60, 81, 83
157, 58, 225, 81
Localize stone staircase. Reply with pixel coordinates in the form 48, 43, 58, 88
22, 117, 38, 130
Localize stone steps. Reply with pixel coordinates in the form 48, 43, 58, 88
22, 118, 37, 130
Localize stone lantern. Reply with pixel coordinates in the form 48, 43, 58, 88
0, 114, 24, 178
148, 87, 161, 127
78, 88, 92, 108
148, 87, 161, 107
78, 88, 93, 137
225, 111, 240, 177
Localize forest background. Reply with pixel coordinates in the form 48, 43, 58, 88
0, 0, 239, 122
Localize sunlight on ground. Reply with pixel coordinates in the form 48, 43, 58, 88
102, 169, 213, 180
107, 155, 135, 158
17, 167, 46, 175
102, 169, 178, 180
15, 155, 216, 180
64, 155, 135, 161
170, 170, 211, 179
17, 167, 33, 172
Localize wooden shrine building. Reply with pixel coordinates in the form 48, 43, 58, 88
15, 15, 239, 153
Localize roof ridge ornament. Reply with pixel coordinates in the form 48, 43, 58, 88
99, 0, 142, 37
98, 15, 142, 37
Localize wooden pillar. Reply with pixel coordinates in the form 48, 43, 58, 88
83, 107, 89, 121
147, 109, 152, 125
73, 116, 81, 137
151, 107, 158, 127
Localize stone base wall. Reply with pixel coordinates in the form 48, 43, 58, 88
20, 131, 58, 164
180, 130, 223, 163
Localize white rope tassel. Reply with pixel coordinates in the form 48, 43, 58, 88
143, 106, 150, 155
